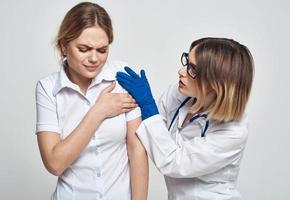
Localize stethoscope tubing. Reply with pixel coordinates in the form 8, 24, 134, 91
168, 97, 209, 137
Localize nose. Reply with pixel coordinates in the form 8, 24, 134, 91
178, 66, 187, 77
88, 51, 98, 64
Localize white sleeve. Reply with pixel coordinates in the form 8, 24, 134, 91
125, 106, 141, 121
35, 81, 61, 134
109, 61, 142, 121
136, 115, 248, 178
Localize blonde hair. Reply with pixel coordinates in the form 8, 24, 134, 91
189, 38, 254, 122
56, 2, 113, 61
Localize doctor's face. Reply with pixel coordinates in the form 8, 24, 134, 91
178, 48, 199, 97
62, 25, 109, 84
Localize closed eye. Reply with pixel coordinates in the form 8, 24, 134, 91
97, 47, 108, 54
78, 48, 89, 53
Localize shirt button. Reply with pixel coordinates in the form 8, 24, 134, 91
95, 167, 101, 177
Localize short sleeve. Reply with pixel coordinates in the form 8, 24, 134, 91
35, 81, 61, 134
109, 62, 142, 122
125, 106, 141, 121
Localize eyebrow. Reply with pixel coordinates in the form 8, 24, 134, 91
77, 44, 109, 49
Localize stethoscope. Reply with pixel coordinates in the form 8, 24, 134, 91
168, 97, 209, 137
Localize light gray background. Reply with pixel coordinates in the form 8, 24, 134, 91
1, 0, 289, 199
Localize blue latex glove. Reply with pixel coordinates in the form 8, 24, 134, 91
116, 66, 159, 120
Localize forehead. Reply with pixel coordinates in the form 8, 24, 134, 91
72, 26, 109, 47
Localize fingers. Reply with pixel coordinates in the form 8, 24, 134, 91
116, 72, 134, 82
122, 96, 138, 110
101, 81, 116, 94
118, 93, 136, 103
116, 73, 135, 87
109, 93, 136, 103
117, 95, 138, 114
122, 98, 137, 105
121, 107, 136, 113
140, 69, 147, 81
124, 66, 140, 79
121, 95, 138, 111
122, 102, 138, 109
116, 78, 132, 91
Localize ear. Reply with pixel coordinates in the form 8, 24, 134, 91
60, 41, 67, 57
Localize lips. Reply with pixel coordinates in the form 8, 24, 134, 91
84, 65, 98, 71
179, 79, 185, 86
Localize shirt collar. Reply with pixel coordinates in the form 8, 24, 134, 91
90, 61, 115, 87
52, 61, 115, 96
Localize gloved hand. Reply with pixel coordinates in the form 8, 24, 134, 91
116, 66, 159, 120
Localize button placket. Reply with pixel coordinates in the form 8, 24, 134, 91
94, 144, 99, 155
94, 145, 101, 177
95, 167, 101, 177
93, 144, 104, 200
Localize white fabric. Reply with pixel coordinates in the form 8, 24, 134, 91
35, 60, 141, 200
137, 83, 248, 200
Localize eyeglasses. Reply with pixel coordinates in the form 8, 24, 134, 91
181, 52, 197, 79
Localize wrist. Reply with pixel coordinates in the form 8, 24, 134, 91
89, 105, 107, 121
140, 102, 159, 120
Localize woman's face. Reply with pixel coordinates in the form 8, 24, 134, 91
62, 25, 109, 84
178, 47, 199, 97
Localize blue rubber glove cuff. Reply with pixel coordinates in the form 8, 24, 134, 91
140, 102, 159, 120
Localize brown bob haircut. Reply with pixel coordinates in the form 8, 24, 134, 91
189, 37, 254, 122
56, 2, 113, 60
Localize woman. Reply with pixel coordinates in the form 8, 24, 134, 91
116, 37, 254, 199
35, 2, 148, 200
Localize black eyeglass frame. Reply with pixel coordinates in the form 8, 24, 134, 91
181, 52, 197, 79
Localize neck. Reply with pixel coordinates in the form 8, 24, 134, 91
189, 94, 214, 115
65, 67, 91, 94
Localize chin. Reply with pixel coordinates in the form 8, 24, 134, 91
178, 86, 187, 95
178, 86, 195, 97
84, 69, 101, 78
87, 73, 99, 80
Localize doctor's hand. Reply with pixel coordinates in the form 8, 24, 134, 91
92, 81, 137, 119
116, 66, 159, 120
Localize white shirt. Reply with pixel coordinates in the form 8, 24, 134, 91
35, 60, 141, 200
136, 83, 248, 200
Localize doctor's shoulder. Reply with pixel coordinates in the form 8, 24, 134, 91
207, 114, 249, 143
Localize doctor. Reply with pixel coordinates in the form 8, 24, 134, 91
116, 37, 254, 199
